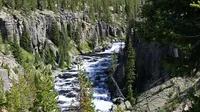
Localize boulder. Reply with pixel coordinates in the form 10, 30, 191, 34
125, 100, 132, 110
119, 102, 126, 110
113, 97, 125, 104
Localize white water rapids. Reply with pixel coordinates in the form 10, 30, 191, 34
55, 42, 125, 112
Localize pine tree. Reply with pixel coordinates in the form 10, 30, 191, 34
124, 37, 136, 105
11, 35, 22, 64
32, 66, 59, 112
34, 52, 41, 67
125, 37, 136, 84
79, 70, 95, 112
44, 48, 56, 69
6, 75, 31, 112
51, 21, 60, 47
20, 24, 32, 53
125, 0, 134, 20
127, 84, 136, 105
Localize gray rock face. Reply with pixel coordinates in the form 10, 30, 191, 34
0, 69, 9, 91
134, 77, 199, 112
0, 10, 124, 55
136, 41, 177, 92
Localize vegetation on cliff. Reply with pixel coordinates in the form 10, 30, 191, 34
135, 0, 200, 111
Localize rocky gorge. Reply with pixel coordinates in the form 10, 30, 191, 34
0, 1, 199, 112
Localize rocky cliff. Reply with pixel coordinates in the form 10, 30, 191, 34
0, 8, 125, 56
135, 40, 180, 92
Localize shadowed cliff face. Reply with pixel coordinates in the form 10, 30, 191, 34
0, 10, 125, 55
135, 40, 180, 92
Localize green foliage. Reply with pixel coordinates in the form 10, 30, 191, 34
51, 21, 60, 47
34, 52, 41, 67
79, 70, 95, 112
190, 1, 200, 8
20, 24, 32, 53
124, 37, 136, 105
139, 0, 200, 76
7, 0, 15, 10
6, 74, 32, 112
60, 0, 67, 10
0, 78, 5, 108
11, 36, 22, 64
0, 62, 59, 111
32, 66, 59, 112
15, 0, 23, 10
114, 105, 124, 112
58, 22, 71, 68
127, 84, 136, 105
44, 47, 56, 69
125, 37, 136, 84
189, 93, 200, 112
47, 0, 56, 11
4, 41, 10, 55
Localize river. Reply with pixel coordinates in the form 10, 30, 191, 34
55, 42, 125, 112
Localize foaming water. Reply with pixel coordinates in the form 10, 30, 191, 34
55, 42, 125, 112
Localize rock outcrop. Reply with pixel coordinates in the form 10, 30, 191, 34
0, 53, 22, 91
0, 8, 125, 55
134, 76, 200, 112
135, 41, 179, 92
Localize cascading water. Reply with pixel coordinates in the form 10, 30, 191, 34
55, 42, 125, 112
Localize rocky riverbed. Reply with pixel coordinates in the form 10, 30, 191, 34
54, 42, 125, 112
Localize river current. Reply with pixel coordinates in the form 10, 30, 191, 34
55, 42, 125, 112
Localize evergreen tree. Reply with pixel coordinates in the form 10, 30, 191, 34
34, 52, 41, 67
139, 0, 200, 76
6, 74, 31, 112
79, 70, 95, 112
20, 24, 32, 53
15, 0, 23, 10
124, 37, 136, 105
125, 37, 136, 84
32, 66, 59, 112
127, 84, 135, 105
44, 47, 56, 69
51, 21, 60, 47
11, 36, 22, 64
